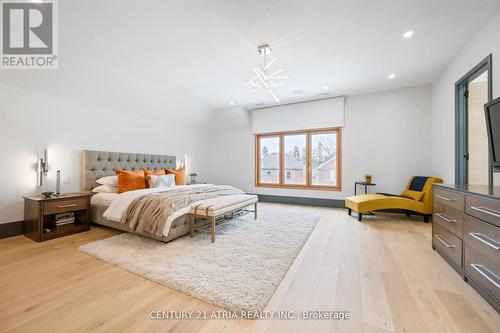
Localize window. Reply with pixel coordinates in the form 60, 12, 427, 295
311, 131, 337, 186
284, 133, 306, 185
256, 128, 341, 190
258, 135, 280, 184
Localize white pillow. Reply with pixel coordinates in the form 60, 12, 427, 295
92, 184, 118, 193
96, 175, 118, 186
148, 174, 175, 188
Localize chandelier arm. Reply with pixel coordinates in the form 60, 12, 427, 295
247, 82, 262, 88
254, 68, 266, 77
269, 68, 284, 76
252, 68, 265, 79
269, 90, 280, 103
264, 58, 276, 70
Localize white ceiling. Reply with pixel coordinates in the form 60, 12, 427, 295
2, 0, 500, 123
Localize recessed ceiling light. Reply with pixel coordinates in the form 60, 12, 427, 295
388, 73, 395, 79
229, 102, 235, 106
322, 85, 329, 90
403, 30, 414, 39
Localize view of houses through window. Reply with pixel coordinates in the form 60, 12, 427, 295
258, 136, 280, 184
256, 128, 341, 189
284, 134, 307, 185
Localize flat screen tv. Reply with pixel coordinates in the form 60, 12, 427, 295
485, 97, 500, 169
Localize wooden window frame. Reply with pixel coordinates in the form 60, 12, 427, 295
255, 127, 342, 191
255, 133, 281, 186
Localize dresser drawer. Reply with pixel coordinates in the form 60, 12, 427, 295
433, 223, 463, 269
434, 188, 465, 212
466, 196, 500, 228
464, 244, 500, 302
465, 215, 500, 254
43, 198, 88, 215
464, 215, 500, 302
433, 201, 464, 238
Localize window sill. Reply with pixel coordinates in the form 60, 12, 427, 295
256, 184, 342, 191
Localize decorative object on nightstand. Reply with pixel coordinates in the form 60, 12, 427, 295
55, 170, 61, 196
364, 174, 372, 184
189, 172, 198, 183
23, 192, 91, 242
53, 170, 67, 197
40, 191, 54, 198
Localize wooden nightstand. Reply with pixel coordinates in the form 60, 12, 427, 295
23, 192, 91, 242
186, 181, 208, 185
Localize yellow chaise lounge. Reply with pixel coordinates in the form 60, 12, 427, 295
345, 176, 443, 222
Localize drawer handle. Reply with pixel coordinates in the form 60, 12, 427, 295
470, 206, 500, 218
470, 264, 500, 289
436, 194, 455, 202
57, 204, 77, 208
469, 232, 500, 251
435, 213, 456, 224
434, 234, 455, 248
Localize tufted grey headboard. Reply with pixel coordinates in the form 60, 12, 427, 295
82, 150, 176, 191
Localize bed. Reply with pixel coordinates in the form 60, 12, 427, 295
83, 150, 257, 243
83, 149, 190, 242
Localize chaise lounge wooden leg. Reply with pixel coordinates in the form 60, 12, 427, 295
358, 213, 363, 222
348, 208, 352, 216
405, 210, 410, 217
424, 215, 430, 223
254, 203, 258, 219
211, 216, 216, 243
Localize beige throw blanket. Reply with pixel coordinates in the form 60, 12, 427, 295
120, 185, 244, 236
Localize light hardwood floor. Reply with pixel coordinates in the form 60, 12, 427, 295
0, 203, 498, 333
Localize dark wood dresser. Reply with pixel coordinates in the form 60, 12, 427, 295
432, 184, 499, 312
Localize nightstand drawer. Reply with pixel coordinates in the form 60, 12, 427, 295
43, 198, 87, 215
433, 201, 464, 238
434, 188, 465, 211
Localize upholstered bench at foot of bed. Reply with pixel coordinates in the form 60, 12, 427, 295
189, 194, 258, 243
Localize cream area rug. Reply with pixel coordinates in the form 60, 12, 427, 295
79, 204, 320, 312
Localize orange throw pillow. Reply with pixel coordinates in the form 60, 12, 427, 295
143, 169, 166, 188
114, 169, 146, 193
165, 168, 186, 185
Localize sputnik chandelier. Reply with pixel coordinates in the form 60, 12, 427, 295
246, 44, 288, 103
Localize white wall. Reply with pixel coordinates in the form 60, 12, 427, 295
431, 11, 500, 185
0, 83, 211, 223
208, 85, 432, 200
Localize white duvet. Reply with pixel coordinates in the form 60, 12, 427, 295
103, 184, 214, 237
